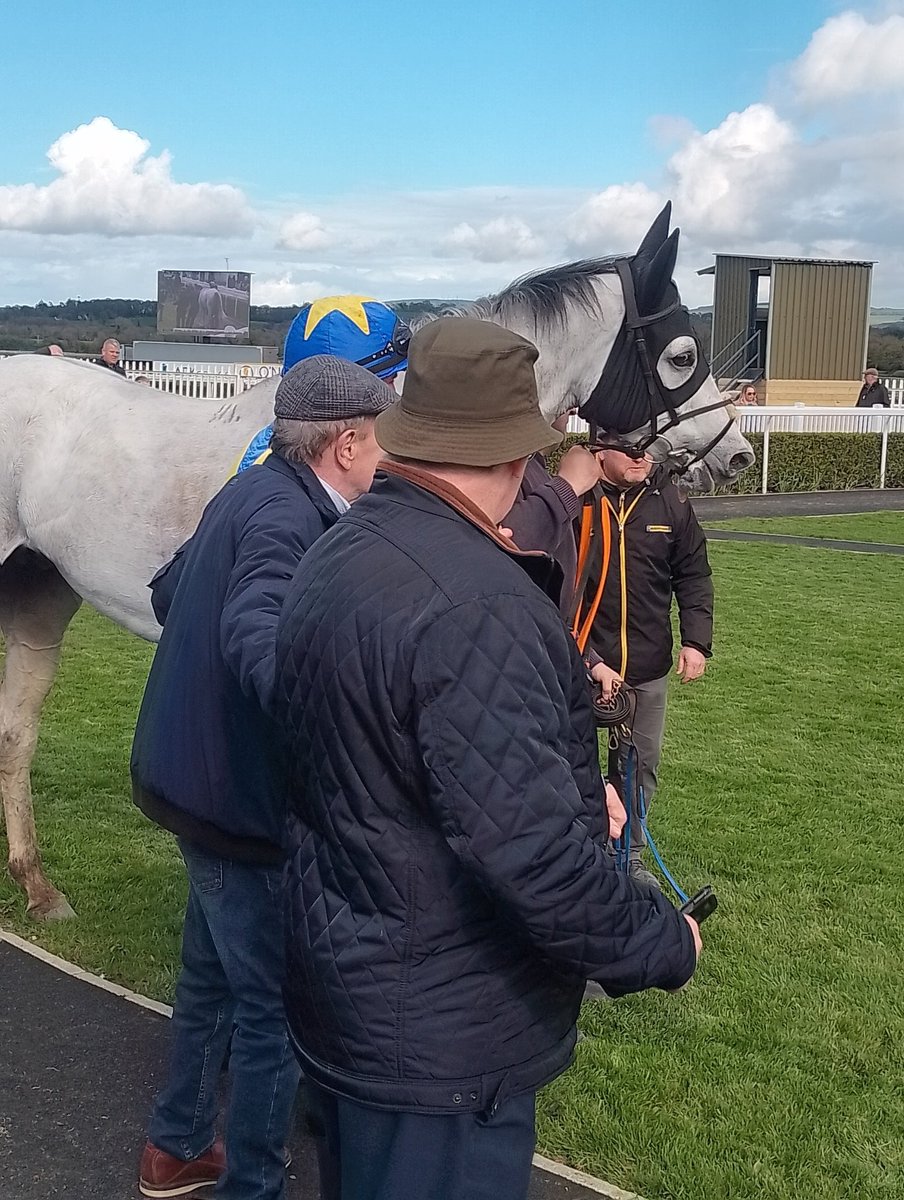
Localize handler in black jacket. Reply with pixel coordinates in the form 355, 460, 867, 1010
273, 319, 700, 1200
586, 444, 713, 889
131, 356, 394, 1200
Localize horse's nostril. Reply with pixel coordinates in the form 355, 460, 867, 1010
730, 451, 755, 473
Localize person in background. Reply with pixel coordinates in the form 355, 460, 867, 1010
131, 356, 395, 1200
274, 319, 700, 1200
95, 337, 126, 375
856, 368, 890, 408
35, 344, 65, 356
133, 375, 152, 385
735, 383, 760, 406
585, 440, 713, 890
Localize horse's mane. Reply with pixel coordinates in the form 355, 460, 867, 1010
417, 256, 622, 333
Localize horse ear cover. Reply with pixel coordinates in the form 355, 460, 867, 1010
636, 228, 680, 316
633, 202, 672, 271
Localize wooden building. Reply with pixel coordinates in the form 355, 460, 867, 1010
699, 254, 874, 406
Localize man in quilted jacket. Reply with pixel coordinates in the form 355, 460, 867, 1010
274, 319, 701, 1200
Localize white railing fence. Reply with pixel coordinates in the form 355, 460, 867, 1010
736, 406, 904, 494
566, 405, 904, 495
125, 368, 247, 399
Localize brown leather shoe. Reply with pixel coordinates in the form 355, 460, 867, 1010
138, 1139, 225, 1198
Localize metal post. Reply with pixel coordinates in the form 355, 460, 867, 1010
761, 418, 771, 495
880, 413, 889, 490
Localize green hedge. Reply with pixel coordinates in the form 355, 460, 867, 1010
549, 432, 904, 494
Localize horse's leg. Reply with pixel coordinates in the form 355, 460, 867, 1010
0, 551, 81, 919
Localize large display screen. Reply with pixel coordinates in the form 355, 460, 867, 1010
157, 270, 251, 337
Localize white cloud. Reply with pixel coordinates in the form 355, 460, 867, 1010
669, 104, 798, 238
277, 211, 333, 252
566, 183, 665, 252
440, 217, 544, 262
252, 275, 328, 306
792, 10, 904, 103
0, 117, 253, 237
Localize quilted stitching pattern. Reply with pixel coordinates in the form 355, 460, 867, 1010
273, 475, 696, 1111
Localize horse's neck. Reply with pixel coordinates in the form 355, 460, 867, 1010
462, 277, 626, 420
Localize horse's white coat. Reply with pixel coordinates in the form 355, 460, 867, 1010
0, 357, 277, 637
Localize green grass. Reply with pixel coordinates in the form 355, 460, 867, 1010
0, 613, 184, 998
704, 510, 904, 545
3, 538, 904, 1199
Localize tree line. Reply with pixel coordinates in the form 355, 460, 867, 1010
2, 298, 903, 372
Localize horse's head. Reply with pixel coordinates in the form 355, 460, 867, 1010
578, 204, 754, 487
484, 206, 753, 488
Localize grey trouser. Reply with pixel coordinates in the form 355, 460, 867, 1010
620, 673, 670, 853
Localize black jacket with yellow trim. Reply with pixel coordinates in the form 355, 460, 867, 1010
585, 467, 713, 686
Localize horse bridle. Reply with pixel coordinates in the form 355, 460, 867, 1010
588, 258, 736, 471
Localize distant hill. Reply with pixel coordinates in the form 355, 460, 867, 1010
870, 309, 904, 328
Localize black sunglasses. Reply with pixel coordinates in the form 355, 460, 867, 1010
589, 440, 649, 460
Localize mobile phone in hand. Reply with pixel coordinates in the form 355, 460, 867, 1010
680, 886, 718, 923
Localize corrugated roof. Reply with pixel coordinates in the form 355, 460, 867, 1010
698, 253, 874, 276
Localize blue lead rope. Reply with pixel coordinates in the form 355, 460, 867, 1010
612, 742, 689, 904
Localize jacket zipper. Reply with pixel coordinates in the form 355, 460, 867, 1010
605, 489, 646, 677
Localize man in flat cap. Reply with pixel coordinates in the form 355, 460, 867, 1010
274, 319, 701, 1200
131, 356, 394, 1200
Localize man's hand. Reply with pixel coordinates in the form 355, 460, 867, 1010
589, 660, 623, 701
667, 915, 702, 992
684, 913, 702, 959
605, 782, 627, 840
676, 646, 706, 684
556, 445, 602, 497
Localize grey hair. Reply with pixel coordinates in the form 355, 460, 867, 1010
270, 416, 367, 465
103, 338, 121, 350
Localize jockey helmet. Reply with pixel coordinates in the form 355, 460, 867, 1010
283, 295, 410, 380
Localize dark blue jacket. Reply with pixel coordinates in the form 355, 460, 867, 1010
131, 453, 339, 863
273, 466, 697, 1113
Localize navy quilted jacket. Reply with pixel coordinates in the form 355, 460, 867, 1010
273, 467, 696, 1114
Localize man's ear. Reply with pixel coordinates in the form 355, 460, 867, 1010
334, 427, 358, 468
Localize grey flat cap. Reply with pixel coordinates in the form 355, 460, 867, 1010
274, 354, 395, 422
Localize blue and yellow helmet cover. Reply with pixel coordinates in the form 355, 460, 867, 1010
282, 295, 409, 379
235, 296, 408, 477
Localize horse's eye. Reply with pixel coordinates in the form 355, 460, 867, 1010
672, 351, 695, 369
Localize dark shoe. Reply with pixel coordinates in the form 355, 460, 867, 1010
629, 858, 662, 892
139, 1139, 225, 1198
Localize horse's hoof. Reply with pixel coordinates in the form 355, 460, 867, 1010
27, 891, 76, 921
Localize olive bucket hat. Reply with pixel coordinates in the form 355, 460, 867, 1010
374, 318, 561, 467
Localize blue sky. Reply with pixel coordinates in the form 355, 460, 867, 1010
2, 0, 833, 193
1, 2, 903, 305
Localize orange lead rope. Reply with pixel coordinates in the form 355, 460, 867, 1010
572, 496, 611, 655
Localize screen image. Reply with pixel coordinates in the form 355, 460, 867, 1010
157, 270, 251, 336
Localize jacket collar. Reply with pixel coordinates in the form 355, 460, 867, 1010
374, 461, 564, 599
263, 452, 341, 525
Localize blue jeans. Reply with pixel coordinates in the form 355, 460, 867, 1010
149, 840, 300, 1199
